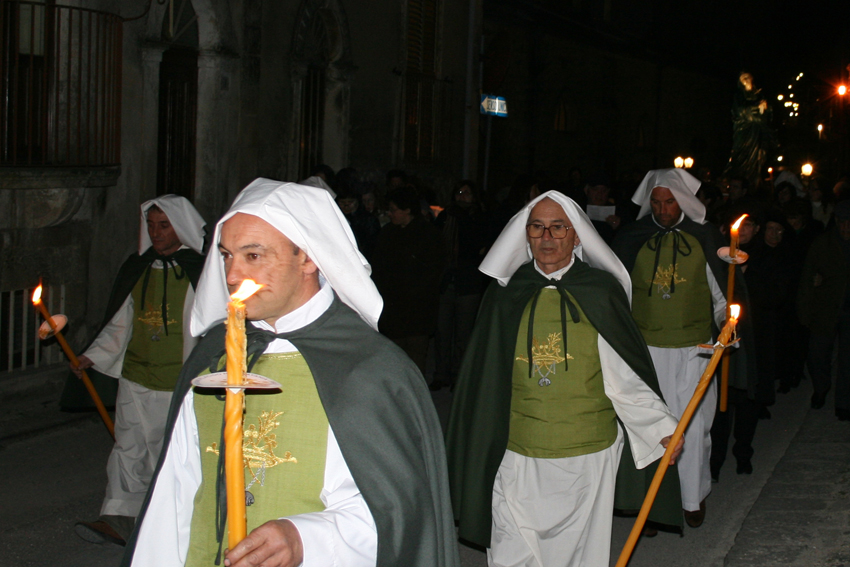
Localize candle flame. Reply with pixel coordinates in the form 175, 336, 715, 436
32, 285, 43, 305
231, 279, 263, 301
730, 304, 741, 320
732, 214, 748, 231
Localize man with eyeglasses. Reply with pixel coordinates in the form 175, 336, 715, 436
447, 191, 683, 567
612, 168, 728, 528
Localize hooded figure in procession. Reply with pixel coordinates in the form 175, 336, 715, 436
612, 168, 728, 528
122, 179, 460, 567
446, 191, 683, 567
71, 195, 207, 545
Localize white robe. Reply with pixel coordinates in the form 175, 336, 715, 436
84, 258, 197, 517
647, 263, 726, 511
488, 261, 679, 567
131, 281, 378, 567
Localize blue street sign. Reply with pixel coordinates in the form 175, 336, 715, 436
480, 95, 508, 117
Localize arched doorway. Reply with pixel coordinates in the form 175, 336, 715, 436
155, 0, 199, 199
291, 0, 352, 179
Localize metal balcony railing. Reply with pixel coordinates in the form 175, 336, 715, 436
1, 283, 65, 373
0, 1, 122, 167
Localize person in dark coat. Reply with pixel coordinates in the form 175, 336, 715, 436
371, 186, 447, 375
798, 200, 850, 420
431, 180, 490, 391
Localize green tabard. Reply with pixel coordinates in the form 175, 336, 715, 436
508, 289, 617, 459
122, 268, 189, 391
630, 231, 712, 348
185, 352, 329, 567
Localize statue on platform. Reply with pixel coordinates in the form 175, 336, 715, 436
723, 72, 777, 189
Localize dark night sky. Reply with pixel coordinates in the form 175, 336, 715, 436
651, 0, 850, 92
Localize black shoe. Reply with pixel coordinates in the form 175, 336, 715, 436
836, 408, 850, 421
811, 393, 827, 409
74, 520, 126, 546
736, 459, 753, 475
684, 500, 706, 528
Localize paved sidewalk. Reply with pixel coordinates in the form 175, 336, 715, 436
724, 390, 850, 566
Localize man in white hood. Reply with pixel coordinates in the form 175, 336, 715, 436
447, 191, 682, 567
122, 179, 459, 567
613, 168, 728, 528
72, 195, 207, 546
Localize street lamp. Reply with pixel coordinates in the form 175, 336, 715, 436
802, 163, 813, 176
674, 156, 684, 168
818, 124, 824, 139
839, 85, 847, 96
684, 157, 694, 169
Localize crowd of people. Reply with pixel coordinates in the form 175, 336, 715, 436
65, 161, 849, 567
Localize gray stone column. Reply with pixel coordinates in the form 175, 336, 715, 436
141, 45, 166, 201
195, 50, 241, 223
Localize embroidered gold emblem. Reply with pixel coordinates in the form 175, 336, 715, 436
207, 411, 298, 480
648, 264, 687, 296
138, 302, 177, 339
516, 332, 573, 378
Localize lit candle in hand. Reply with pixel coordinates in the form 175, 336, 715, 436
224, 279, 263, 549
729, 214, 748, 258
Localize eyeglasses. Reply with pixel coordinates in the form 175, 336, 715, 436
526, 223, 572, 239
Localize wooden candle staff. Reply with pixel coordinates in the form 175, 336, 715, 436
224, 279, 263, 549
615, 305, 741, 567
719, 214, 748, 412
31, 285, 115, 439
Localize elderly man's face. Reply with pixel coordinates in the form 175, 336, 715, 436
526, 198, 580, 274
650, 186, 682, 228
147, 208, 182, 256
219, 213, 319, 326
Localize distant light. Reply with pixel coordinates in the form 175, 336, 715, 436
802, 163, 813, 176
799, 73, 804, 78
790, 93, 794, 98
768, 167, 773, 173
794, 113, 799, 116
777, 95, 784, 100
777, 156, 784, 162
790, 112, 794, 116
840, 85, 848, 96
684, 157, 694, 169
785, 102, 792, 107
818, 124, 824, 132
674, 156, 684, 168
788, 85, 793, 89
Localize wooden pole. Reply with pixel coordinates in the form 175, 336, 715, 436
614, 315, 738, 567
34, 298, 115, 439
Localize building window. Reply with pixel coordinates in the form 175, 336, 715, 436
0, 1, 123, 166
403, 0, 440, 164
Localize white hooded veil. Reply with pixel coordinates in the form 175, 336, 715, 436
138, 194, 206, 255
479, 190, 633, 301
630, 168, 705, 224
190, 178, 382, 337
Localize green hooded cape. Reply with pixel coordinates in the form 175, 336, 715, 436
122, 297, 460, 567
446, 260, 683, 548
60, 248, 205, 410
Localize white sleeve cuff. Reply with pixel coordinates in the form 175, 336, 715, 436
84, 295, 134, 378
